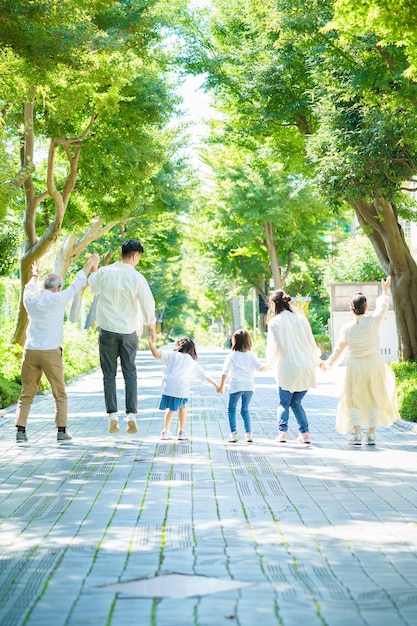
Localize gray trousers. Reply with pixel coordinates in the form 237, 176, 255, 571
98, 329, 138, 415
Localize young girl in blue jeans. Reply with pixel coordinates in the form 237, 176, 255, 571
149, 336, 218, 441
218, 329, 267, 443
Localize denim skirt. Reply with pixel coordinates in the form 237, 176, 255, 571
159, 395, 188, 411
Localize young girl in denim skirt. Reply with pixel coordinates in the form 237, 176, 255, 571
149, 336, 218, 441
218, 329, 267, 443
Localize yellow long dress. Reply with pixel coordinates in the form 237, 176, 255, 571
325, 295, 399, 434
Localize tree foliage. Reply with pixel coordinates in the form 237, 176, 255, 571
181, 0, 417, 359
0, 0, 188, 344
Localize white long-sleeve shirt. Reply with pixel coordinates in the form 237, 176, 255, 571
23, 270, 87, 350
88, 261, 156, 335
221, 350, 264, 394
266, 310, 320, 392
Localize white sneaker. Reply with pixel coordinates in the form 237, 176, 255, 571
349, 433, 362, 445
364, 432, 375, 445
228, 431, 239, 443
178, 429, 189, 441
125, 413, 138, 434
108, 413, 120, 434
160, 430, 174, 440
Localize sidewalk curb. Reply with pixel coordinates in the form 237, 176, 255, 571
392, 418, 417, 433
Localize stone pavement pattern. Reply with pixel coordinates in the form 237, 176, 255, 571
0, 347, 416, 626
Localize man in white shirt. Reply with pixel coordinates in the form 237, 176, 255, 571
15, 254, 99, 443
88, 239, 156, 434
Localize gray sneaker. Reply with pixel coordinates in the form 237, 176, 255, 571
364, 432, 376, 445
57, 430, 72, 442
16, 430, 28, 442
349, 433, 362, 445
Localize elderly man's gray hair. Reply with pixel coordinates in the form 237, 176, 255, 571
44, 273, 62, 290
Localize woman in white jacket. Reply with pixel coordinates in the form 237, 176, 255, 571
266, 289, 321, 444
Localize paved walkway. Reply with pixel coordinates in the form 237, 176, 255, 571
0, 347, 416, 626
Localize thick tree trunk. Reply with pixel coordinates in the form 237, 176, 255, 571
351, 196, 417, 360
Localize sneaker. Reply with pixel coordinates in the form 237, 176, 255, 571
125, 414, 138, 434
245, 432, 253, 443
349, 433, 362, 445
16, 430, 28, 442
297, 432, 311, 444
108, 413, 120, 434
178, 429, 189, 441
276, 432, 287, 443
228, 431, 239, 443
57, 430, 72, 442
160, 430, 174, 440
364, 432, 375, 445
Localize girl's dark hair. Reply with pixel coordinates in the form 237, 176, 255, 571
350, 292, 367, 316
269, 289, 293, 315
231, 329, 252, 352
174, 337, 197, 360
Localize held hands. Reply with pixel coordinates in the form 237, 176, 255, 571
87, 253, 100, 272
319, 361, 327, 372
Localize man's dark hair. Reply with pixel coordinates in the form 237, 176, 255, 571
121, 239, 144, 257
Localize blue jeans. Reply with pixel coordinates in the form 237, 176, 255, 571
277, 388, 309, 433
99, 329, 138, 414
228, 391, 253, 432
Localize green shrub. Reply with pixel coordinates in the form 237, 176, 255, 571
0, 377, 22, 408
390, 361, 417, 423
62, 324, 99, 381
314, 333, 331, 355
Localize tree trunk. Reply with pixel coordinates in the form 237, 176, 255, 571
11, 108, 97, 345
351, 195, 417, 360
69, 287, 85, 323
263, 222, 282, 289
85, 294, 99, 329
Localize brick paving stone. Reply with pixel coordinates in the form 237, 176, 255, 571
0, 346, 416, 625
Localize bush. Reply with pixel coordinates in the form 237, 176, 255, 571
0, 377, 22, 408
62, 324, 99, 381
390, 361, 417, 423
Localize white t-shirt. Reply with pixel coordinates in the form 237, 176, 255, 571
221, 350, 264, 394
160, 351, 208, 398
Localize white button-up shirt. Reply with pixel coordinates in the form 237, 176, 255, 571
23, 270, 87, 350
88, 261, 156, 335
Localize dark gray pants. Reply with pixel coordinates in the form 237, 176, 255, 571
98, 329, 138, 414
